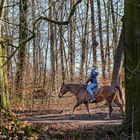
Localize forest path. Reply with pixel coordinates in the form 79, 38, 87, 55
20, 107, 123, 132
14, 107, 124, 138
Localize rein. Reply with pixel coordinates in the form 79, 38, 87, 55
60, 84, 87, 98
68, 84, 87, 96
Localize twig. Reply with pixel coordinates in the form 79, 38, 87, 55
0, 34, 35, 68
0, 2, 19, 11
33, 0, 82, 26
126, 60, 140, 79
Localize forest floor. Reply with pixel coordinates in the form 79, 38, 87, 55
14, 104, 124, 140
11, 94, 125, 139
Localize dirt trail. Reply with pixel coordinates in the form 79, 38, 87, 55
15, 107, 123, 139
21, 107, 123, 129
25, 119, 122, 126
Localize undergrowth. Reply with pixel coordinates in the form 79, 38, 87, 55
38, 124, 140, 140
0, 108, 42, 140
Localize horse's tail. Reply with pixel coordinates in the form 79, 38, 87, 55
115, 86, 124, 106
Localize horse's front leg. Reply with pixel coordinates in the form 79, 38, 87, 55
84, 102, 91, 118
72, 101, 82, 117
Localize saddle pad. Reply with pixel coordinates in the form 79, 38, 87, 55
94, 88, 100, 96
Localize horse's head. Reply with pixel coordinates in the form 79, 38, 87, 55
58, 83, 69, 98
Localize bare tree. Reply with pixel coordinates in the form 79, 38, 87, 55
15, 0, 28, 105
124, 0, 140, 135
103, 0, 111, 78
97, 0, 106, 78
80, 0, 89, 80
90, 0, 97, 64
69, 0, 76, 81
49, 0, 56, 91
111, 29, 124, 86
0, 0, 11, 110
59, 2, 65, 83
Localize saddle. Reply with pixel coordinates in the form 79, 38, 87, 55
81, 84, 100, 100
89, 87, 100, 103
93, 87, 100, 97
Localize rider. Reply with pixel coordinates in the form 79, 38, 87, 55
85, 64, 99, 103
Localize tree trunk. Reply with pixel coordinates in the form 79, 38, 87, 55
15, 0, 28, 105
0, 0, 11, 110
111, 29, 124, 86
97, 0, 106, 78
103, 0, 111, 79
90, 0, 97, 64
60, 2, 65, 83
80, 0, 89, 79
110, 0, 117, 54
124, 0, 140, 135
49, 0, 56, 91
69, 0, 76, 82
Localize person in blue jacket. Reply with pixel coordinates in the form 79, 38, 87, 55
85, 64, 99, 103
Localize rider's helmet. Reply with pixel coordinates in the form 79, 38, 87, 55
92, 64, 98, 70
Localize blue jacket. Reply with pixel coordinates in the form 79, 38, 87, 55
88, 69, 99, 84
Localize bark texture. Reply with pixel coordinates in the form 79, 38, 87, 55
124, 0, 140, 135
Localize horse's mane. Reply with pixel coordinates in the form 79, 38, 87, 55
65, 83, 87, 90
65, 83, 85, 87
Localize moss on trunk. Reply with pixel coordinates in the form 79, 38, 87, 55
124, 0, 140, 135
0, 0, 11, 110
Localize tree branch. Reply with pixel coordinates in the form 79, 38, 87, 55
0, 33, 35, 68
33, 0, 82, 27
0, 0, 82, 68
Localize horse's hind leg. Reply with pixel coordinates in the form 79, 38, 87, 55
106, 102, 113, 119
72, 101, 82, 117
114, 99, 125, 118
84, 102, 91, 118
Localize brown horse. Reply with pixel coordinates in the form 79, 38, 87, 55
58, 83, 124, 118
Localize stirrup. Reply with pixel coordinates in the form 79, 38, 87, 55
89, 98, 96, 103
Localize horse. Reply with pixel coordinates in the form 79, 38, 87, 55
58, 83, 124, 119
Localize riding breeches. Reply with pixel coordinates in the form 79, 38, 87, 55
86, 83, 97, 97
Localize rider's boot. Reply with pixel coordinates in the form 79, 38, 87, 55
89, 95, 96, 103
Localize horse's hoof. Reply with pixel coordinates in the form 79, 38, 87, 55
105, 115, 110, 119
71, 114, 75, 118
119, 115, 125, 119
89, 115, 92, 118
